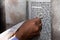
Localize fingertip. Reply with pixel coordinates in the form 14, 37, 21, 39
32, 17, 42, 24
36, 17, 38, 18
34, 17, 40, 21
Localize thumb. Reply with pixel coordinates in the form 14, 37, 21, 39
32, 17, 41, 24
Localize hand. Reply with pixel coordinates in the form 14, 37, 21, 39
15, 18, 42, 40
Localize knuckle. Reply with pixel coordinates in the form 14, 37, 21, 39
40, 23, 42, 27
35, 27, 39, 31
32, 22, 35, 25
39, 24, 41, 26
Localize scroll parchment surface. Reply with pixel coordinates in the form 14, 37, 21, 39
28, 1, 51, 40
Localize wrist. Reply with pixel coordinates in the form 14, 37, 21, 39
15, 32, 28, 40
15, 29, 26, 40
15, 32, 23, 40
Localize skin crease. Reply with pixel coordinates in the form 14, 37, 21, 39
15, 18, 42, 40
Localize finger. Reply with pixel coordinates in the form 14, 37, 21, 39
35, 23, 42, 28
34, 32, 40, 35
32, 32, 40, 37
32, 17, 40, 22
35, 23, 42, 32
35, 18, 42, 26
39, 23, 42, 28
27, 32, 40, 39
38, 23, 42, 31
39, 25, 42, 31
37, 18, 41, 24
29, 31, 40, 36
